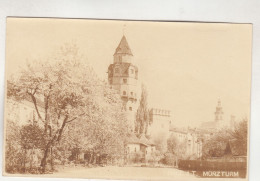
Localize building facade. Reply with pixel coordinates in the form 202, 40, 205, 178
170, 127, 203, 159
147, 108, 172, 153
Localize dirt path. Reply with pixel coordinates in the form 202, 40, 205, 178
49, 165, 197, 180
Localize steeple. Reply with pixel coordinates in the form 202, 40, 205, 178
114, 35, 133, 56
218, 99, 221, 107
215, 99, 224, 121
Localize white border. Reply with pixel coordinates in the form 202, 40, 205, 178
0, 0, 259, 181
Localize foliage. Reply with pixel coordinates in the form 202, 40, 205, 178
20, 124, 46, 150
161, 152, 175, 165
132, 151, 143, 163
202, 118, 248, 158
6, 44, 129, 173
167, 134, 187, 160
5, 119, 23, 173
229, 119, 248, 156
167, 134, 178, 155
148, 150, 162, 164
135, 84, 150, 135
153, 132, 168, 153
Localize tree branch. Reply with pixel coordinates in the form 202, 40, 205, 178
44, 95, 50, 123
28, 92, 44, 123
56, 115, 69, 142
66, 113, 85, 123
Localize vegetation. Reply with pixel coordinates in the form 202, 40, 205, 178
202, 119, 248, 158
6, 44, 129, 173
166, 134, 187, 165
135, 84, 150, 135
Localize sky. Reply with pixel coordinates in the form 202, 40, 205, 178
5, 18, 252, 127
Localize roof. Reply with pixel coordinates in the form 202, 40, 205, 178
114, 36, 133, 56
169, 127, 188, 134
126, 132, 155, 146
139, 134, 155, 146
127, 132, 140, 144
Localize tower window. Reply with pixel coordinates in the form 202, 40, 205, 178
115, 68, 119, 73
123, 79, 127, 84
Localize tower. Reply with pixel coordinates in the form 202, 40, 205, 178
215, 99, 224, 121
107, 35, 138, 130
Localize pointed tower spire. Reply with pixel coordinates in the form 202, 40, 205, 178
114, 35, 133, 56
215, 99, 224, 121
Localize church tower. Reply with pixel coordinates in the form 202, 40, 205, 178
215, 99, 224, 121
107, 35, 138, 130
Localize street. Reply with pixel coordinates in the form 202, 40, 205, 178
50, 165, 197, 180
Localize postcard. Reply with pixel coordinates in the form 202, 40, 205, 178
3, 17, 252, 180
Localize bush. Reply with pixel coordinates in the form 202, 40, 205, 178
161, 152, 175, 166
131, 151, 143, 163
178, 160, 247, 171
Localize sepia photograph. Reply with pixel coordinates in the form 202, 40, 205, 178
3, 18, 252, 180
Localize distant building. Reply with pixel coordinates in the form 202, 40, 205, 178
147, 108, 172, 153
169, 127, 203, 159
201, 99, 230, 130
6, 96, 44, 126
125, 132, 156, 163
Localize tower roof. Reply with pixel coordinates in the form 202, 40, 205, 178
114, 35, 133, 56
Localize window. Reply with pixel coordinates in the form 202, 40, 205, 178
135, 147, 136, 152
123, 79, 127, 84
115, 68, 119, 73
123, 91, 126, 95
129, 107, 132, 111
131, 92, 133, 96
131, 69, 134, 74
